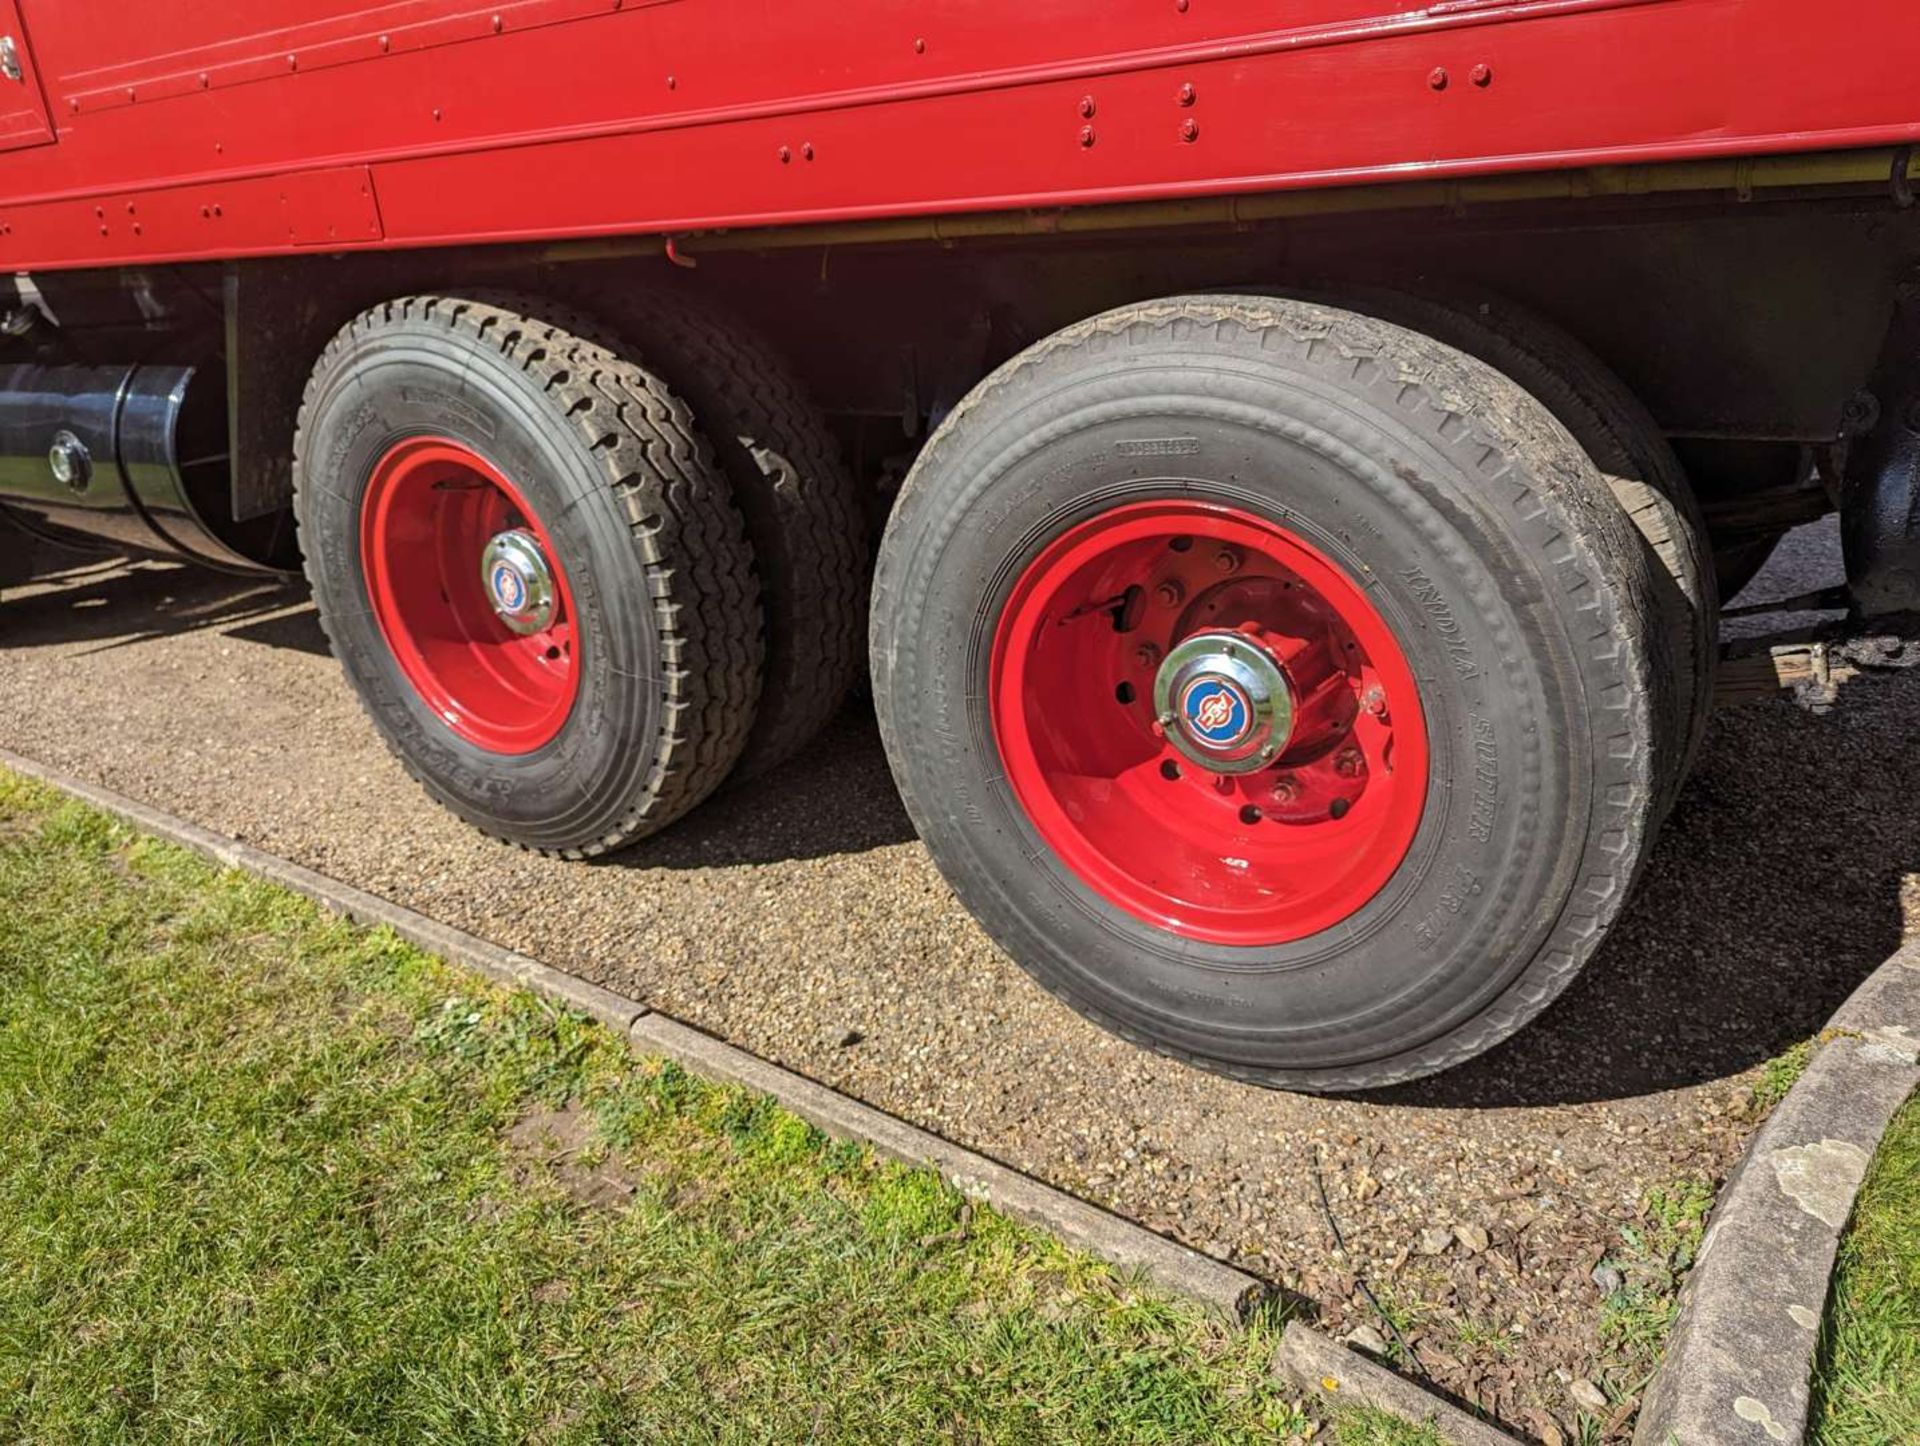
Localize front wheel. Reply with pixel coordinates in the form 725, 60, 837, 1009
294, 294, 763, 857
871, 296, 1660, 1091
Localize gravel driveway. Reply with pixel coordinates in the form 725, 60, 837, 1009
2, 523, 1913, 1433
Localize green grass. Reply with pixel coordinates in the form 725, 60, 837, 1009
0, 770, 1321, 1444
1809, 1090, 1920, 1446
1748, 1037, 1815, 1115
1323, 1407, 1445, 1446
1592, 1174, 1715, 1413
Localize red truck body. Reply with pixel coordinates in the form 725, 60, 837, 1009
0, 1, 1915, 271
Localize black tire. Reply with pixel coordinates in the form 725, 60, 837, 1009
1288, 284, 1715, 807
586, 287, 869, 780
871, 295, 1659, 1091
294, 294, 762, 856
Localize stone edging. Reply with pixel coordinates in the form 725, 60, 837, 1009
1634, 943, 1920, 1444
0, 748, 1263, 1324
1271, 1321, 1523, 1445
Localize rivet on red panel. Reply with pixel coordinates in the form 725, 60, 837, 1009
1427, 66, 1449, 90
1179, 83, 1197, 106
1079, 126, 1096, 149
1470, 63, 1493, 87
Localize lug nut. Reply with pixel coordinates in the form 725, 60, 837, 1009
1134, 643, 1163, 668
1334, 746, 1365, 778
1154, 579, 1186, 608
1269, 774, 1301, 804
1213, 547, 1242, 574
1361, 684, 1387, 716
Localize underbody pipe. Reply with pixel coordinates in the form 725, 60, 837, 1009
0, 363, 282, 574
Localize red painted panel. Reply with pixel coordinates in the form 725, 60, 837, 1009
0, 1, 54, 153
0, 166, 380, 269
0, 0, 1915, 271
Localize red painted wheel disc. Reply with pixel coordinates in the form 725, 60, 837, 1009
360, 437, 580, 755
989, 500, 1429, 946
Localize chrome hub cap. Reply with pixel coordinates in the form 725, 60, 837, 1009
480, 528, 557, 636
1153, 628, 1296, 774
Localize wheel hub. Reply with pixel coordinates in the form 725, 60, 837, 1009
481, 528, 557, 635
1154, 629, 1295, 773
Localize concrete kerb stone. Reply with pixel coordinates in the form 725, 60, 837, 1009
1271, 1321, 1523, 1446
1633, 943, 1920, 1446
0, 748, 1267, 1326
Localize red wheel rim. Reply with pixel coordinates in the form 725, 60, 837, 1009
989, 500, 1429, 946
360, 437, 580, 755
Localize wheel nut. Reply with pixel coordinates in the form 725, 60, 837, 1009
1134, 643, 1162, 668
1269, 773, 1301, 803
1361, 684, 1387, 716
1155, 579, 1185, 607
1334, 746, 1365, 777
1213, 548, 1242, 574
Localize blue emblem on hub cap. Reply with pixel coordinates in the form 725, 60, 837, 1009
1180, 676, 1254, 749
491, 562, 527, 614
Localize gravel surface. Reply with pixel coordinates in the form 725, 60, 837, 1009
3, 530, 1915, 1436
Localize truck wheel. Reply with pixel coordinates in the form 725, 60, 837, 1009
294, 294, 762, 856
593, 287, 868, 778
871, 296, 1658, 1091
1308, 284, 1714, 804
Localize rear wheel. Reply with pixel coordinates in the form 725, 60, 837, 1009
294, 294, 762, 856
871, 296, 1659, 1091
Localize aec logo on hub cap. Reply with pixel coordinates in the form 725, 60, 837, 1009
1179, 675, 1254, 750
491, 561, 528, 615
